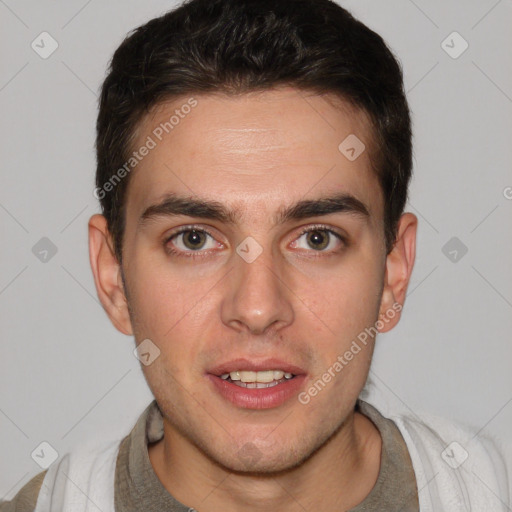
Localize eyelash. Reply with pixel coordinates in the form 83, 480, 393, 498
164, 224, 347, 259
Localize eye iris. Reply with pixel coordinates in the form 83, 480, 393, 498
183, 230, 206, 250
307, 230, 329, 250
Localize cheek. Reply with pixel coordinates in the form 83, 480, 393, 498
298, 257, 383, 341
126, 257, 220, 382
127, 254, 214, 335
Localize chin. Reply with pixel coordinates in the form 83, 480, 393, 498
202, 436, 318, 476
220, 450, 305, 476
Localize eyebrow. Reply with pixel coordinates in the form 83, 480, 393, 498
139, 192, 370, 227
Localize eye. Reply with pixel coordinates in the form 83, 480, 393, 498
291, 226, 345, 253
165, 227, 221, 255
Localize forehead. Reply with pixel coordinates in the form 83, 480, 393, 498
126, 87, 382, 225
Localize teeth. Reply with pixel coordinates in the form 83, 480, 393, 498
240, 371, 257, 383
220, 370, 295, 383
243, 381, 280, 389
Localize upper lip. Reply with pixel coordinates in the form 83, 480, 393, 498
208, 358, 307, 376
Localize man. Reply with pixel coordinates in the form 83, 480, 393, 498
2, 0, 510, 510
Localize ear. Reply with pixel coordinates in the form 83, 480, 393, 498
88, 214, 133, 335
377, 212, 417, 333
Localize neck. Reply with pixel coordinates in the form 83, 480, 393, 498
149, 409, 382, 512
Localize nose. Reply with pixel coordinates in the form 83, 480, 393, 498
220, 244, 294, 335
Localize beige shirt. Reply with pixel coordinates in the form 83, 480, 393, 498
1, 399, 419, 511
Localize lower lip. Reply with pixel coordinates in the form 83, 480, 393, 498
207, 374, 306, 409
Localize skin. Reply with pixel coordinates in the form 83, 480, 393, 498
88, 86, 417, 511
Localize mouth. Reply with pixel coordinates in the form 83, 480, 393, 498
207, 358, 307, 409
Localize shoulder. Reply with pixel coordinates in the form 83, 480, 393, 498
1, 402, 155, 512
39, 437, 122, 510
388, 407, 512, 509
1, 437, 122, 512
0, 471, 47, 512
391, 407, 511, 468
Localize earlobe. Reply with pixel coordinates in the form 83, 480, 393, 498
88, 214, 133, 335
378, 212, 417, 333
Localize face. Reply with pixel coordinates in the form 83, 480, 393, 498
90, 87, 415, 474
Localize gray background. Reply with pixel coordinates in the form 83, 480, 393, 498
1, 0, 511, 499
